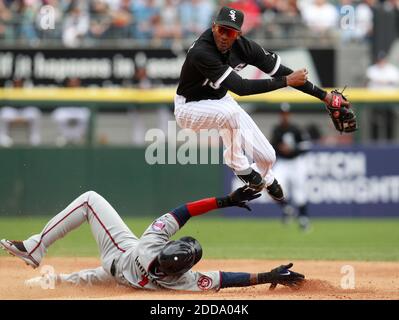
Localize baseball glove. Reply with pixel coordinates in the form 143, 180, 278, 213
325, 89, 357, 133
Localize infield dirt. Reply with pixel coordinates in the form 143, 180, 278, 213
0, 257, 397, 300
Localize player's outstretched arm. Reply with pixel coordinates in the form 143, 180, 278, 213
274, 64, 328, 101
220, 263, 305, 290
221, 70, 288, 96
170, 186, 261, 227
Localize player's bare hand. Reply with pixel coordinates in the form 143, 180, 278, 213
286, 69, 308, 87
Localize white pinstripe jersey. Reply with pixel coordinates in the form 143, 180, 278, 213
176, 28, 280, 102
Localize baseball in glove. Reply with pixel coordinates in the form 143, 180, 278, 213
325, 88, 358, 133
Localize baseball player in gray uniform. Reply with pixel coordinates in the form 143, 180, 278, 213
1, 187, 304, 291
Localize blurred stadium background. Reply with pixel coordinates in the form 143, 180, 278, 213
0, 0, 398, 255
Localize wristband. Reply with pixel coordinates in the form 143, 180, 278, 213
216, 196, 232, 208
257, 272, 274, 284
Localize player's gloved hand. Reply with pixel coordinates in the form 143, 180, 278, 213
323, 89, 357, 133
216, 186, 262, 211
266, 263, 305, 290
323, 91, 350, 108
229, 186, 262, 211
257, 263, 305, 290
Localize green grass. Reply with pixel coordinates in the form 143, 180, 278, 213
0, 217, 398, 261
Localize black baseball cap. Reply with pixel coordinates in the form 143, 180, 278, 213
215, 6, 244, 31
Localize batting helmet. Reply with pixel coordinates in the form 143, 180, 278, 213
157, 236, 203, 276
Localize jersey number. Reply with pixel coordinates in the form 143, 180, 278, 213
202, 79, 221, 90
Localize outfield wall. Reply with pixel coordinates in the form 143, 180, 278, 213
1, 145, 398, 217
0, 147, 222, 217
224, 145, 399, 218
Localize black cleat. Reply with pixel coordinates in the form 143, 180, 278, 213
266, 179, 285, 202
237, 169, 265, 192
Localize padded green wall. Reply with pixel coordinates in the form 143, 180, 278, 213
0, 147, 223, 217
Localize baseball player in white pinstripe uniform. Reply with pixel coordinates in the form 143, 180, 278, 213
1, 187, 304, 291
175, 6, 333, 200
271, 104, 311, 231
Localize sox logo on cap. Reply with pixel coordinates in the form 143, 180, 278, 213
229, 10, 236, 21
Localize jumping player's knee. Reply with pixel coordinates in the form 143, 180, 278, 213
257, 149, 276, 168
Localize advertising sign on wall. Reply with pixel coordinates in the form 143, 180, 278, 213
0, 48, 185, 87
224, 145, 399, 217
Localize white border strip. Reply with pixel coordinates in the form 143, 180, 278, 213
268, 55, 281, 76
214, 66, 234, 87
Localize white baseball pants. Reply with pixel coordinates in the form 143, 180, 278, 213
174, 93, 276, 185
22, 191, 138, 284
272, 157, 308, 206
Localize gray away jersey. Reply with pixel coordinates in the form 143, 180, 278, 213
114, 213, 221, 291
